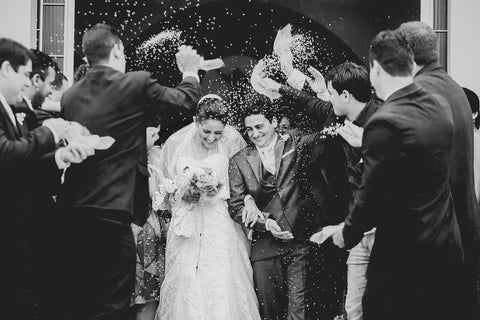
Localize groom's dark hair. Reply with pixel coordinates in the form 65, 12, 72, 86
242, 96, 274, 122
82, 23, 122, 66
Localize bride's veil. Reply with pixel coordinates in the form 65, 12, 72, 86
156, 121, 246, 181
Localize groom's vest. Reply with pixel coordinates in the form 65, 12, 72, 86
257, 164, 276, 210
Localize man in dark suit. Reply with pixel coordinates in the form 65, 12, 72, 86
399, 21, 480, 319
0, 38, 94, 320
332, 30, 464, 320
259, 62, 380, 318
58, 23, 201, 320
229, 100, 327, 320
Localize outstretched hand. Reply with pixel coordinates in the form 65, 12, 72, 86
337, 120, 364, 148
306, 66, 328, 96
267, 219, 294, 240
176, 45, 201, 74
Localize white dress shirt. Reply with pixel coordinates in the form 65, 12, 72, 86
0, 92, 19, 129
256, 135, 278, 175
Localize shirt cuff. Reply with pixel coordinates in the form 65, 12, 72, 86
182, 71, 200, 82
286, 69, 306, 90
54, 148, 71, 170
43, 124, 60, 143
243, 194, 254, 206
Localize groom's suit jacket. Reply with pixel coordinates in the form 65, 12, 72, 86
229, 132, 328, 261
60, 65, 201, 224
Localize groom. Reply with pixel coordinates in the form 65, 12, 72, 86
58, 24, 201, 320
229, 99, 326, 320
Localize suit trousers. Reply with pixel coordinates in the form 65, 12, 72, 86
252, 242, 310, 320
58, 208, 136, 320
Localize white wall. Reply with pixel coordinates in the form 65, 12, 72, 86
0, 0, 37, 48
449, 0, 480, 96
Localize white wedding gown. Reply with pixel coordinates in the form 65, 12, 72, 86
156, 153, 261, 320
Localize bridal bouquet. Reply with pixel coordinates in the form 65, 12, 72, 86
179, 166, 222, 198
152, 165, 222, 211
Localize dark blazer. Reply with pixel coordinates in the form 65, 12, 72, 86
415, 62, 480, 246
279, 86, 381, 219
59, 65, 201, 224
229, 132, 326, 261
343, 83, 464, 274
0, 100, 58, 293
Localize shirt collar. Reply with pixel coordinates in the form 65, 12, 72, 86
22, 94, 33, 111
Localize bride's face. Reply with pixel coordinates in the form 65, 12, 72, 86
197, 119, 225, 149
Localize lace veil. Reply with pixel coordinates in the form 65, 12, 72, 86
156, 121, 246, 181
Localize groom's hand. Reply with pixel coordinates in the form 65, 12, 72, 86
267, 219, 294, 240
242, 197, 264, 228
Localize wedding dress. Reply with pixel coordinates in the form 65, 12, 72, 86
155, 123, 261, 320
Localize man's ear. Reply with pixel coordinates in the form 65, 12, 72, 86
31, 74, 42, 88
0, 60, 12, 77
342, 90, 350, 101
111, 43, 123, 60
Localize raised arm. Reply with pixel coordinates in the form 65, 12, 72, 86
279, 85, 333, 126
145, 44, 202, 112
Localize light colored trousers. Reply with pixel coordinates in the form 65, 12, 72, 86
345, 231, 376, 320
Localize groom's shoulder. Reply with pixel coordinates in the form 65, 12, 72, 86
230, 145, 253, 161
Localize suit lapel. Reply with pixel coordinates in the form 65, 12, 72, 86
0, 101, 20, 138
274, 137, 286, 177
246, 147, 262, 183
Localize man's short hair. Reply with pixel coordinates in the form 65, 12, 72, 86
398, 21, 439, 66
369, 30, 414, 77
242, 96, 274, 123
0, 38, 34, 72
82, 23, 122, 65
30, 49, 55, 81
325, 62, 371, 103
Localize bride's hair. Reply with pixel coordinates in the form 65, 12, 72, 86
196, 94, 228, 125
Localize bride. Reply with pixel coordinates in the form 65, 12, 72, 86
154, 94, 261, 320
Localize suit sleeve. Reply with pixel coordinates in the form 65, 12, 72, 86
0, 123, 56, 165
342, 118, 400, 248
279, 85, 333, 126
228, 156, 267, 232
144, 74, 201, 112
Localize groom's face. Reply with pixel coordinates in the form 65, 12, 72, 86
245, 114, 276, 148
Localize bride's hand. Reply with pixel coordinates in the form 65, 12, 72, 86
182, 189, 201, 204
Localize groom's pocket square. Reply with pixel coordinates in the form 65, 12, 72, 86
282, 148, 295, 158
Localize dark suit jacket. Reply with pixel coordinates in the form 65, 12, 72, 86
279, 86, 381, 221
415, 62, 480, 246
343, 83, 464, 276
59, 65, 201, 224
0, 99, 58, 289
229, 132, 326, 261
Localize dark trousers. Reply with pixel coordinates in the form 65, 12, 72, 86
252, 242, 310, 320
57, 208, 136, 320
